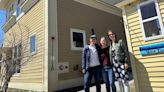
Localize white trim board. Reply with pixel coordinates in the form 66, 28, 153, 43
74, 0, 122, 17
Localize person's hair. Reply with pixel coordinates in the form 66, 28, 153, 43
108, 30, 118, 45
100, 36, 108, 46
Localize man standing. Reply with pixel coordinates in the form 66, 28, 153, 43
82, 35, 102, 92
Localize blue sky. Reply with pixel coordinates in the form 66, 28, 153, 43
0, 10, 6, 46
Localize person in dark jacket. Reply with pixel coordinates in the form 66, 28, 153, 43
108, 30, 130, 92
100, 37, 116, 92
82, 34, 102, 92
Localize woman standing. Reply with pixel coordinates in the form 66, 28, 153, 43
100, 37, 116, 92
108, 30, 130, 92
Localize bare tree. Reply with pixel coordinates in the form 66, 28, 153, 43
0, 22, 34, 92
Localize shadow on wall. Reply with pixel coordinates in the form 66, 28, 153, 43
129, 52, 153, 92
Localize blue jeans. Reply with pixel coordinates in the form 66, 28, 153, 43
102, 67, 116, 92
84, 66, 102, 92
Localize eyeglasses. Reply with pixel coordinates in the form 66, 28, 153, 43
108, 33, 114, 36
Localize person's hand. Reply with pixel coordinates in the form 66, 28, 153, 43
82, 69, 85, 74
124, 63, 128, 70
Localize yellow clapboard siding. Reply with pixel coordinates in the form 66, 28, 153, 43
22, 64, 43, 70
21, 70, 43, 75
133, 51, 140, 55
160, 5, 164, 9
131, 38, 164, 47
128, 22, 140, 28
151, 83, 164, 87
161, 14, 164, 19
133, 54, 142, 59
22, 60, 43, 67
149, 77, 164, 82
12, 75, 43, 79
21, 69, 43, 74
129, 25, 140, 31
127, 13, 139, 20
37, 40, 45, 45
130, 31, 142, 36
23, 54, 44, 60
129, 29, 141, 35
11, 78, 42, 83
152, 88, 164, 92
139, 56, 164, 62
125, 1, 164, 92
8, 0, 44, 84
143, 62, 164, 67
130, 33, 142, 39
148, 72, 164, 77
22, 20, 43, 29
127, 18, 139, 24
132, 46, 139, 51
135, 54, 164, 60
131, 37, 143, 43
21, 73, 43, 77
126, 5, 137, 15
131, 41, 143, 47
146, 67, 164, 72
20, 75, 43, 79
159, 3, 164, 9
162, 17, 164, 22
160, 0, 164, 4
16, 79, 42, 83
22, 63, 43, 69
160, 6, 164, 12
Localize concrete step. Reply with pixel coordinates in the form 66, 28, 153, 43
78, 80, 135, 92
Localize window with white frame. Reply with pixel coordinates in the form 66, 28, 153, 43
30, 34, 36, 54
70, 28, 86, 50
138, 0, 164, 41
16, 0, 26, 17
13, 43, 22, 74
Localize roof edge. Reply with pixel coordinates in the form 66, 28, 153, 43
115, 0, 138, 8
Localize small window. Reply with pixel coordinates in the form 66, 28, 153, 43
13, 59, 21, 74
12, 43, 22, 74
16, 7, 22, 17
16, 0, 26, 17
70, 28, 86, 50
14, 46, 17, 58
138, 0, 164, 41
13, 43, 22, 59
18, 43, 22, 57
30, 34, 36, 54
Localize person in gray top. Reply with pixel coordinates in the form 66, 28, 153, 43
82, 34, 102, 92
108, 30, 130, 92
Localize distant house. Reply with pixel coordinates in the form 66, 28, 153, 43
0, 0, 126, 91
114, 0, 164, 92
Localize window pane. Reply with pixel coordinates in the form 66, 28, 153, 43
30, 35, 36, 53
143, 19, 162, 37
14, 46, 17, 58
16, 59, 21, 73
16, 7, 22, 16
18, 44, 22, 57
140, 2, 157, 20
73, 32, 84, 47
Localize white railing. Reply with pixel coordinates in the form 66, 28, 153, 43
21, 0, 39, 13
